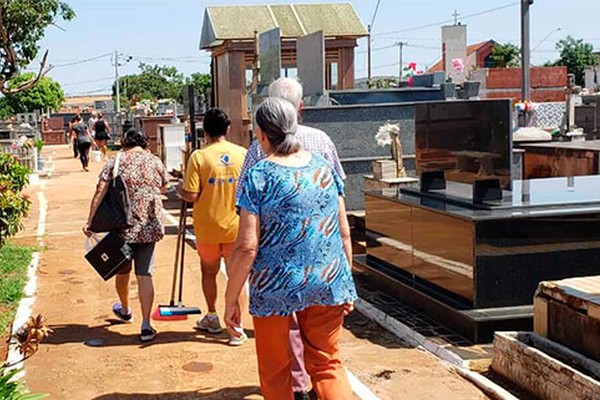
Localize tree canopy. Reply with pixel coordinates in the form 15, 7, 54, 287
553, 36, 597, 86
0, 0, 75, 94
115, 63, 211, 107
491, 43, 520, 68
2, 72, 64, 114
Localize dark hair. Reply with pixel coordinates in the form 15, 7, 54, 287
255, 97, 300, 155
122, 128, 149, 149
203, 108, 231, 138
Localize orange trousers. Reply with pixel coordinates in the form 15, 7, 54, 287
253, 305, 353, 400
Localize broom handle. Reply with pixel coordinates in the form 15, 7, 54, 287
178, 201, 187, 304
169, 200, 185, 306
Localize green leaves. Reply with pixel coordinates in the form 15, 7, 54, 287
0, 366, 47, 400
0, 153, 31, 246
554, 36, 598, 86
3, 72, 65, 113
1, 0, 75, 79
115, 64, 212, 108
491, 43, 520, 68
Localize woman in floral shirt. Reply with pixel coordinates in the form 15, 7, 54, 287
84, 129, 167, 342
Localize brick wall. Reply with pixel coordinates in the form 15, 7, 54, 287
477, 66, 567, 102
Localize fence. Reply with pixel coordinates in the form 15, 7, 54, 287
0, 140, 36, 172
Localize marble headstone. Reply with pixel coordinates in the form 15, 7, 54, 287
297, 31, 325, 100
259, 27, 282, 89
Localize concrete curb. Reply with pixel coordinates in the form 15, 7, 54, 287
355, 297, 520, 400
355, 298, 468, 368
6, 183, 47, 376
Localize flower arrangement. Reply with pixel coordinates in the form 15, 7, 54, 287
375, 122, 406, 177
515, 100, 534, 114
451, 58, 465, 76
9, 136, 34, 151
403, 62, 424, 87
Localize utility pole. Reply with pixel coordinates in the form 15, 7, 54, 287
367, 0, 383, 82
112, 51, 132, 136
521, 0, 533, 103
395, 42, 406, 82
114, 50, 120, 115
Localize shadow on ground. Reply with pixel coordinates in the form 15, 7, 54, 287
44, 323, 255, 349
343, 311, 410, 350
91, 385, 262, 399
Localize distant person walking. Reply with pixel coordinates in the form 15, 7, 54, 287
84, 129, 167, 342
93, 112, 111, 159
178, 108, 248, 346
235, 77, 346, 400
88, 111, 99, 138
225, 97, 357, 400
72, 115, 95, 171
69, 116, 79, 158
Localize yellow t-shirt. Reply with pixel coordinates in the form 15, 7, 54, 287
183, 140, 247, 244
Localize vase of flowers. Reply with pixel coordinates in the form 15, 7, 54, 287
374, 122, 406, 179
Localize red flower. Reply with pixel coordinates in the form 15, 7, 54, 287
407, 62, 417, 71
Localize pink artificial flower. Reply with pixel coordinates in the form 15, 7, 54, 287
408, 76, 414, 87
407, 62, 417, 71
416, 70, 423, 75
451, 58, 464, 75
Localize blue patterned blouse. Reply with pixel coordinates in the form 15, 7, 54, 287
237, 154, 358, 317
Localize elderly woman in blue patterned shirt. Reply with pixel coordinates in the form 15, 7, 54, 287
224, 97, 357, 400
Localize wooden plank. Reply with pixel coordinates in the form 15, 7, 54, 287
492, 331, 600, 400
533, 296, 548, 337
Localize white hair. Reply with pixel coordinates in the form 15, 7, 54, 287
268, 77, 303, 110
255, 97, 300, 155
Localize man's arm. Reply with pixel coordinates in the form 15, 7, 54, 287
235, 140, 261, 202
323, 136, 346, 181
178, 152, 202, 203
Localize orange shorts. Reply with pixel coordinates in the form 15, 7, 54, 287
196, 242, 236, 263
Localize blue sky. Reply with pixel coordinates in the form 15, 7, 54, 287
31, 0, 600, 95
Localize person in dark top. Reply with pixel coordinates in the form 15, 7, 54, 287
93, 112, 111, 159
73, 115, 95, 171
69, 116, 79, 158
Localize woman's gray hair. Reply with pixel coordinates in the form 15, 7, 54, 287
255, 97, 300, 155
268, 77, 303, 110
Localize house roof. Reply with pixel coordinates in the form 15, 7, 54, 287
200, 3, 367, 49
428, 40, 495, 73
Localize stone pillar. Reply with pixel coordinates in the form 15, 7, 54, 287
442, 25, 467, 83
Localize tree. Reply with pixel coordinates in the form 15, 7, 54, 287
0, 0, 75, 95
491, 43, 520, 68
186, 72, 211, 97
554, 36, 597, 86
3, 72, 64, 113
115, 63, 185, 106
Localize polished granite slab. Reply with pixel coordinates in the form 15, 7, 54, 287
368, 175, 600, 220
365, 176, 600, 309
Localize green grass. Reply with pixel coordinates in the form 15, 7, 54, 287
0, 243, 35, 337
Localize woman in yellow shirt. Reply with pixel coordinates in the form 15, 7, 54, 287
178, 108, 248, 346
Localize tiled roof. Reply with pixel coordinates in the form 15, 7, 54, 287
200, 3, 367, 48
428, 40, 495, 73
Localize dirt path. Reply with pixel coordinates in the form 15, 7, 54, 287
21, 145, 488, 399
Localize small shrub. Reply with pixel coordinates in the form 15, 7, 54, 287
0, 366, 46, 399
0, 153, 31, 246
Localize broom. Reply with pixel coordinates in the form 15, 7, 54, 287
152, 201, 202, 320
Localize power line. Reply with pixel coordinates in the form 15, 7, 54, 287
61, 76, 115, 87
51, 53, 112, 68
373, 1, 519, 37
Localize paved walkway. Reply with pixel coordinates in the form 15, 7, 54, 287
21, 145, 488, 399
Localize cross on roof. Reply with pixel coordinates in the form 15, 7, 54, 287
453, 9, 459, 25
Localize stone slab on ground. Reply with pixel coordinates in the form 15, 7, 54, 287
22, 145, 488, 399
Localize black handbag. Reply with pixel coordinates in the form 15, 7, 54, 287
84, 232, 134, 281
89, 152, 134, 232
